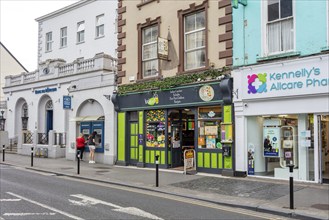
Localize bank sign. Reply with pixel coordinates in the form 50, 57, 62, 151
241, 55, 329, 99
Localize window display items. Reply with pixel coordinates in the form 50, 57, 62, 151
145, 110, 166, 147
263, 127, 280, 157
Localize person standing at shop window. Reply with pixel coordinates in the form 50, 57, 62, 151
76, 133, 86, 161
88, 131, 97, 164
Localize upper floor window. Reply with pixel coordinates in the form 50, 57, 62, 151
45, 32, 52, 52
60, 27, 67, 48
77, 21, 85, 43
267, 0, 294, 54
142, 25, 159, 78
184, 10, 206, 71
96, 14, 104, 38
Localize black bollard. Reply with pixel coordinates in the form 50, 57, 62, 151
31, 147, 34, 167
155, 155, 159, 187
77, 150, 81, 175
288, 163, 294, 209
2, 145, 5, 162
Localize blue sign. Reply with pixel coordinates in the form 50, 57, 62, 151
35, 87, 57, 94
63, 96, 71, 109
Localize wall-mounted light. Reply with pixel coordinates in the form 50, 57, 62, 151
103, 95, 111, 100
87, 99, 94, 104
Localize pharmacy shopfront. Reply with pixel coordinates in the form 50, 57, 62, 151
233, 54, 329, 183
112, 79, 235, 175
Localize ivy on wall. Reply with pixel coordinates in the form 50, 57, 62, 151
118, 68, 230, 95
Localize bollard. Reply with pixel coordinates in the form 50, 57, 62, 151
2, 145, 5, 162
288, 163, 294, 210
77, 150, 81, 175
31, 147, 34, 167
155, 155, 159, 187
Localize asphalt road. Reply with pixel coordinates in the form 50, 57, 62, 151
0, 164, 289, 220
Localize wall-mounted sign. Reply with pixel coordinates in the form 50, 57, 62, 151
263, 127, 280, 157
63, 96, 71, 109
158, 37, 168, 60
199, 85, 215, 101
238, 55, 329, 100
35, 87, 57, 94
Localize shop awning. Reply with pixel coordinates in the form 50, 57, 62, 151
70, 115, 104, 122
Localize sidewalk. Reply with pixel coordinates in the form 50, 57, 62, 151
1, 153, 328, 220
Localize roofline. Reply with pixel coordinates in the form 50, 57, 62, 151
0, 42, 29, 73
35, 0, 97, 22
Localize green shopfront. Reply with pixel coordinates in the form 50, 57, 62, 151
112, 79, 235, 175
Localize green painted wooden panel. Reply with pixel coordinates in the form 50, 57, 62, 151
211, 153, 218, 168
204, 153, 210, 168
197, 152, 203, 167
118, 112, 126, 161
150, 150, 155, 163
218, 153, 223, 168
223, 105, 232, 123
130, 123, 137, 135
161, 151, 165, 165
224, 156, 232, 169
130, 148, 136, 160
139, 145, 143, 162
130, 136, 136, 146
168, 151, 171, 165
145, 150, 150, 163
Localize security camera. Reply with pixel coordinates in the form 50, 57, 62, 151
244, 103, 248, 107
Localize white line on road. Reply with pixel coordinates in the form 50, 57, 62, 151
4, 212, 56, 216
0, 199, 21, 202
70, 194, 163, 220
6, 192, 84, 220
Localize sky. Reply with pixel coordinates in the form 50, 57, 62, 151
0, 0, 79, 72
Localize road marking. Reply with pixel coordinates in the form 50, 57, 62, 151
6, 192, 84, 220
70, 194, 163, 220
4, 212, 56, 216
0, 199, 21, 202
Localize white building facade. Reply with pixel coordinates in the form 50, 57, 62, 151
3, 0, 118, 164
233, 54, 329, 183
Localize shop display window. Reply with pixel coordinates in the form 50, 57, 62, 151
146, 110, 165, 147
198, 107, 222, 149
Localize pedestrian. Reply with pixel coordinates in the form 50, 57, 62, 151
76, 133, 86, 161
88, 131, 97, 163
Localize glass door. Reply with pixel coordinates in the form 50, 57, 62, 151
319, 115, 329, 183
171, 124, 182, 168
129, 122, 139, 165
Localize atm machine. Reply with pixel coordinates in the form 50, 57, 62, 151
80, 121, 104, 153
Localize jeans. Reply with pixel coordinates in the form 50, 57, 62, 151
77, 147, 85, 160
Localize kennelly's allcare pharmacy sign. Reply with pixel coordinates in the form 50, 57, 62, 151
240, 55, 329, 99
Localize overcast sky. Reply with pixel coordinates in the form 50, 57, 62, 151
0, 0, 79, 72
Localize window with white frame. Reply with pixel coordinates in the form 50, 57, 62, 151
60, 27, 67, 48
96, 14, 104, 38
45, 32, 52, 52
142, 25, 158, 78
267, 0, 294, 54
77, 21, 85, 43
184, 10, 206, 70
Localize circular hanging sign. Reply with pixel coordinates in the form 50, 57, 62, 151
199, 85, 214, 102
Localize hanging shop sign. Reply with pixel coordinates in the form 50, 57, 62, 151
238, 55, 329, 100
158, 37, 169, 60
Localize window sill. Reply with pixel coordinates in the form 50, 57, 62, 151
95, 35, 105, 40
76, 41, 85, 45
45, 50, 52, 53
321, 46, 329, 52
136, 75, 162, 83
257, 51, 300, 62
137, 0, 159, 10
59, 46, 67, 49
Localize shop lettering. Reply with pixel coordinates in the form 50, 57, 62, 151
269, 67, 328, 91
35, 87, 57, 94
169, 90, 185, 104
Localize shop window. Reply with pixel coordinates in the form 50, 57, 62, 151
146, 110, 165, 147
198, 106, 222, 149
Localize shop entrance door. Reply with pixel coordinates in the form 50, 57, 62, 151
319, 115, 329, 183
129, 122, 139, 165
171, 124, 182, 168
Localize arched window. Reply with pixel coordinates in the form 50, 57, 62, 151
46, 100, 53, 110
22, 103, 28, 130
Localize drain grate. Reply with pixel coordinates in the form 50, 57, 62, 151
311, 204, 329, 210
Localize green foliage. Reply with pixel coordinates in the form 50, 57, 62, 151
118, 68, 230, 95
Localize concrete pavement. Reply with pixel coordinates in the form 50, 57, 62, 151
1, 152, 328, 220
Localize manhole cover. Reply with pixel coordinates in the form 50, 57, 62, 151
311, 204, 329, 210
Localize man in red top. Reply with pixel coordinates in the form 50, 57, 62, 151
76, 133, 86, 160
